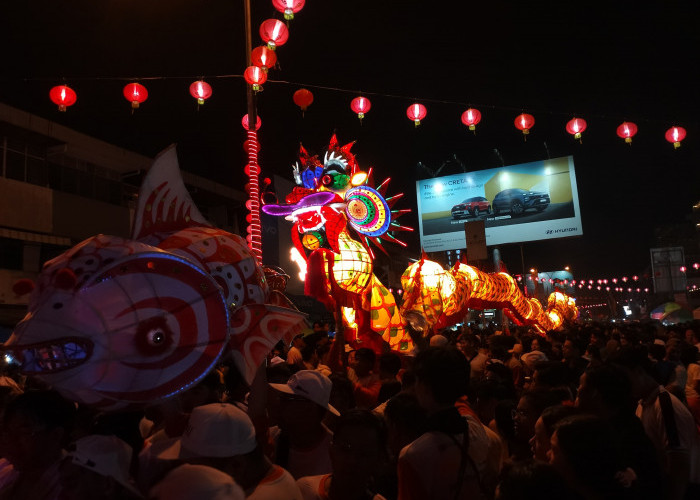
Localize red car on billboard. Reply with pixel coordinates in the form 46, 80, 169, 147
451, 196, 491, 219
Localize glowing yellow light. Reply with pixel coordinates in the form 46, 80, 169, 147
289, 247, 307, 281
351, 171, 368, 186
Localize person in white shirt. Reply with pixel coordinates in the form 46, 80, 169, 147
156, 403, 302, 499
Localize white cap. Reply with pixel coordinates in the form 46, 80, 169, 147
269, 370, 340, 416
520, 350, 548, 370
157, 403, 257, 460
68, 434, 143, 498
149, 464, 245, 500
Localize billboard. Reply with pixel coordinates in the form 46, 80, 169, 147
416, 156, 583, 252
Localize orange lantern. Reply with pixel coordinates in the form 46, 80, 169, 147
49, 85, 77, 112
251, 46, 277, 72
259, 19, 289, 50
514, 113, 535, 138
566, 117, 587, 142
189, 80, 212, 105
665, 126, 686, 149
407, 103, 427, 127
616, 121, 638, 144
244, 66, 267, 92
123, 83, 148, 109
461, 108, 481, 132
350, 96, 371, 122
293, 88, 314, 112
272, 0, 305, 20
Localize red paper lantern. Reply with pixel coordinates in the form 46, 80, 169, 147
259, 19, 289, 50
350, 96, 371, 122
189, 80, 212, 105
244, 66, 267, 92
407, 103, 427, 127
272, 0, 305, 20
566, 117, 587, 142
123, 83, 148, 109
293, 88, 314, 112
251, 46, 277, 72
49, 85, 77, 112
665, 126, 686, 149
616, 121, 638, 144
461, 108, 481, 132
242, 114, 262, 131
514, 113, 535, 137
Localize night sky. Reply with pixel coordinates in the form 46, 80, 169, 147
2, 1, 699, 279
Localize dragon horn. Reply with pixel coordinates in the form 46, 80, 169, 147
328, 134, 339, 150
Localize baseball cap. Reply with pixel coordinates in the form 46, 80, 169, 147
520, 350, 548, 370
269, 370, 340, 416
157, 403, 257, 460
67, 434, 143, 498
149, 464, 245, 500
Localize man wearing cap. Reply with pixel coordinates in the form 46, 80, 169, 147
269, 370, 340, 479
287, 334, 306, 369
59, 434, 143, 500
157, 403, 301, 499
149, 464, 245, 500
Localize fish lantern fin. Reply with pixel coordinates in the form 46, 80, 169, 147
131, 145, 212, 243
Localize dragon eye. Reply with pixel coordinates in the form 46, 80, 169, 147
322, 174, 333, 185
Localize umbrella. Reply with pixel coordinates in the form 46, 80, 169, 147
661, 308, 693, 326
650, 302, 683, 321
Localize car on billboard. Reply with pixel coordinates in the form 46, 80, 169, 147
492, 188, 550, 216
451, 196, 491, 219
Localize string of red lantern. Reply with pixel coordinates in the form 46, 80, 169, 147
43, 77, 690, 148
240, 0, 304, 260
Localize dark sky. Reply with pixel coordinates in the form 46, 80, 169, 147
2, 1, 699, 278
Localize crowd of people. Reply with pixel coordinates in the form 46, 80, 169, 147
0, 317, 699, 500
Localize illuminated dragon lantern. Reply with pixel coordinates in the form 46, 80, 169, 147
263, 135, 414, 352
3, 146, 307, 411
264, 135, 578, 351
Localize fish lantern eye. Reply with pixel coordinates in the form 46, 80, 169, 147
322, 174, 332, 186
135, 318, 173, 355
147, 329, 166, 346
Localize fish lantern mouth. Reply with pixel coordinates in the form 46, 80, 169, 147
2, 337, 93, 374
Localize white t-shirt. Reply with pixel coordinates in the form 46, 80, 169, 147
273, 426, 333, 479
248, 465, 303, 500
636, 386, 698, 478
296, 474, 386, 500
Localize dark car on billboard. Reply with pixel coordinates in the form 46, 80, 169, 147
492, 188, 550, 216
451, 196, 491, 219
